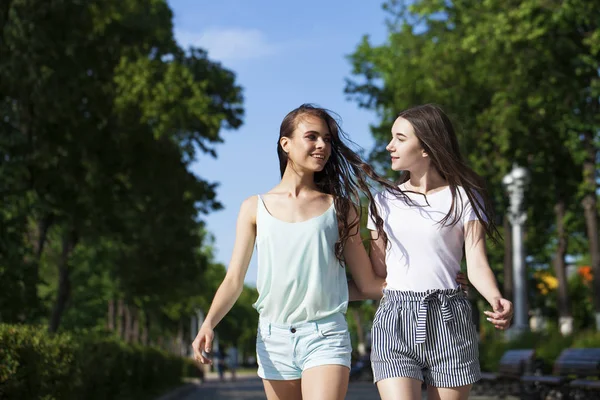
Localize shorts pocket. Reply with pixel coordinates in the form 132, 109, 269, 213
317, 325, 348, 339
372, 296, 400, 327
454, 298, 476, 328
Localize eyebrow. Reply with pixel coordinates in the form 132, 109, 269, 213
393, 132, 407, 138
305, 130, 332, 137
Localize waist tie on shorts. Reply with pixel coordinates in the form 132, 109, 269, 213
415, 290, 460, 344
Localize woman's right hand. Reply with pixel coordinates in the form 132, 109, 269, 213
192, 324, 214, 364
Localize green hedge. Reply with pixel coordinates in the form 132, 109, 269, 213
0, 324, 197, 400
479, 330, 600, 373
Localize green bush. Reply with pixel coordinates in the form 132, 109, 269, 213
0, 324, 192, 400
0, 324, 77, 400
572, 330, 600, 348
479, 329, 599, 374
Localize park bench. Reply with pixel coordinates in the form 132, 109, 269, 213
520, 347, 600, 400
475, 349, 536, 397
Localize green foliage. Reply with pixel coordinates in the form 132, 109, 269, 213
346, 301, 377, 350
0, 0, 244, 338
0, 325, 77, 399
0, 324, 195, 400
0, 0, 255, 384
480, 329, 600, 373
572, 331, 600, 348
479, 330, 574, 373
528, 267, 595, 331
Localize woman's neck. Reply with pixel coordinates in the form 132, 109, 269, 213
405, 168, 447, 195
278, 165, 318, 197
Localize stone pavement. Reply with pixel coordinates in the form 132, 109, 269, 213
158, 372, 516, 400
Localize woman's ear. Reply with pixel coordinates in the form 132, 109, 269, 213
280, 136, 290, 154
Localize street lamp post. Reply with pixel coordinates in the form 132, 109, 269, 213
502, 165, 530, 335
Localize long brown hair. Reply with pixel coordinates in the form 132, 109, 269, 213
278, 104, 407, 261
396, 104, 499, 241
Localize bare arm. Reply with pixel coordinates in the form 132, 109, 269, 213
348, 279, 363, 301
369, 229, 387, 278
192, 196, 257, 362
465, 220, 513, 329
344, 206, 385, 300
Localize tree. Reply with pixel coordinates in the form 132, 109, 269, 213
0, 0, 244, 334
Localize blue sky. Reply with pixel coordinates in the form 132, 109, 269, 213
168, 0, 389, 285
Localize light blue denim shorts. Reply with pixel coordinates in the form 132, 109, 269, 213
256, 312, 352, 380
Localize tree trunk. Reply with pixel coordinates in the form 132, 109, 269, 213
503, 215, 513, 303
177, 319, 185, 356
131, 307, 140, 344
48, 229, 77, 333
553, 201, 572, 335
23, 214, 54, 320
107, 298, 115, 331
124, 303, 132, 343
141, 311, 149, 346
0, 0, 15, 46
117, 298, 125, 339
35, 215, 53, 259
581, 130, 600, 329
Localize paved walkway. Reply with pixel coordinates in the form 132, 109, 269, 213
158, 372, 514, 400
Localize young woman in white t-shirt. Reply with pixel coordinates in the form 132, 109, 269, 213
366, 104, 513, 400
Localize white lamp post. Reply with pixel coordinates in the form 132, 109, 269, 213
502, 165, 530, 335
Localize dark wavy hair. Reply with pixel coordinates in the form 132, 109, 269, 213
277, 104, 408, 262
396, 104, 499, 241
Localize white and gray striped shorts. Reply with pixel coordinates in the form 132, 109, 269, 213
371, 287, 481, 388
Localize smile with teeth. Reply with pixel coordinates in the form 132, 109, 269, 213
312, 154, 325, 160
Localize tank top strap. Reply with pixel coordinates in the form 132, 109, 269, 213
257, 194, 270, 213
255, 195, 270, 229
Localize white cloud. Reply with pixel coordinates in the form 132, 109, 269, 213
175, 27, 277, 62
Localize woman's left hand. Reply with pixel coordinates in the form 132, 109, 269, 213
484, 297, 513, 330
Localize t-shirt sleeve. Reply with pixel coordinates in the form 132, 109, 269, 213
462, 189, 488, 225
367, 193, 382, 231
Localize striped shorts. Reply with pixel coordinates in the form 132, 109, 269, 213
371, 287, 481, 388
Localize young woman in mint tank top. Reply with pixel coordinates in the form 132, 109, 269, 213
190, 104, 404, 400
191, 104, 468, 400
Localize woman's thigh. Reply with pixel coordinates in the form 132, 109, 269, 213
376, 377, 423, 400
263, 379, 302, 400
301, 364, 349, 400
427, 384, 472, 400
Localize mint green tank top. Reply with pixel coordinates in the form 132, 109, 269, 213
252, 195, 349, 324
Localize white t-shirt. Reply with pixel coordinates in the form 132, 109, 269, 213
367, 185, 485, 292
